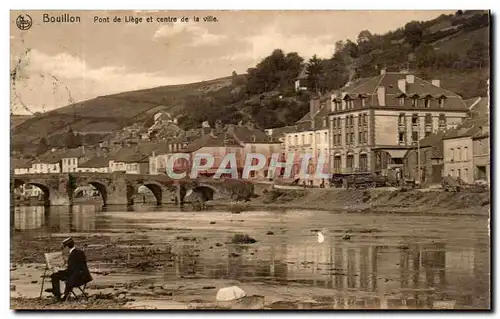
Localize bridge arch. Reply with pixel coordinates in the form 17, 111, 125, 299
135, 181, 165, 206
13, 178, 54, 206
191, 184, 216, 202
72, 179, 109, 206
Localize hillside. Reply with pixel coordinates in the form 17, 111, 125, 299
11, 10, 490, 152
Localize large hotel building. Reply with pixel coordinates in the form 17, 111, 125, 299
327, 70, 469, 174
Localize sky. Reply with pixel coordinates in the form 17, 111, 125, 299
10, 10, 454, 115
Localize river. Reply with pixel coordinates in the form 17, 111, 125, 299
10, 204, 490, 309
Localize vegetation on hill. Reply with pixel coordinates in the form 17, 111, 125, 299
11, 10, 490, 154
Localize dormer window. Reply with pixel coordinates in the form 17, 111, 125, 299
412, 96, 418, 107
424, 96, 432, 108
322, 117, 327, 128
438, 96, 446, 108
361, 97, 367, 107
399, 97, 405, 106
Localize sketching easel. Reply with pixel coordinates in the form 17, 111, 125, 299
39, 252, 65, 299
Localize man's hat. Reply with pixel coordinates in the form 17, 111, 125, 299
62, 237, 74, 248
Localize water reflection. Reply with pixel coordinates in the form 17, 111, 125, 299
11, 205, 489, 309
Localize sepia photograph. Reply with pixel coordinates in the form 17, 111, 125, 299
9, 9, 491, 310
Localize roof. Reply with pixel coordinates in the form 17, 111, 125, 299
184, 133, 242, 153
109, 147, 149, 163
37, 150, 65, 164
443, 117, 489, 140
62, 147, 88, 159
265, 126, 298, 138
331, 72, 466, 109
79, 156, 109, 168
408, 131, 446, 158
12, 158, 32, 169
228, 125, 279, 144
465, 96, 489, 117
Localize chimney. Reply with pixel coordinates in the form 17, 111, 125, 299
431, 79, 441, 87
377, 86, 386, 106
309, 97, 320, 119
380, 68, 386, 75
397, 79, 406, 93
406, 74, 415, 84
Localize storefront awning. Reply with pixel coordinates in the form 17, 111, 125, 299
385, 149, 408, 158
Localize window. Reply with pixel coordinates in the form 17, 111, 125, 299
359, 154, 368, 172
346, 155, 354, 168
309, 133, 313, 144
439, 97, 445, 108
439, 114, 446, 127
301, 135, 305, 145
323, 117, 327, 128
457, 169, 461, 178
412, 97, 418, 107
334, 156, 341, 170
412, 131, 419, 142
464, 147, 468, 160
424, 97, 431, 108
363, 132, 368, 143
412, 114, 419, 126
288, 136, 292, 145
450, 148, 454, 161
294, 135, 298, 145
361, 97, 367, 107
425, 131, 431, 137
324, 132, 328, 143
451, 169, 454, 176
425, 113, 432, 125
399, 97, 405, 106
350, 116, 354, 127
359, 131, 363, 144
399, 133, 405, 144
399, 113, 405, 126
464, 168, 468, 180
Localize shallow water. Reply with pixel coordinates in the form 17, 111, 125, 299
11, 204, 490, 309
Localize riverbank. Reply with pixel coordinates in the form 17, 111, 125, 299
208, 188, 490, 216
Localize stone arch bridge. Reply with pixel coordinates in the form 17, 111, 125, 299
12, 172, 255, 206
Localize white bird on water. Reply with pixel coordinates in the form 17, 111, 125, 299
317, 228, 328, 243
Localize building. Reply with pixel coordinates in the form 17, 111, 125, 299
32, 149, 62, 173
328, 70, 469, 175
403, 131, 445, 186
226, 122, 282, 179
472, 126, 490, 184
184, 130, 244, 177
108, 147, 149, 174
442, 117, 488, 184
149, 138, 189, 175
294, 67, 309, 92
60, 146, 92, 173
284, 96, 330, 183
12, 158, 32, 175
78, 156, 110, 173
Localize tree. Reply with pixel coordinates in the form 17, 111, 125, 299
357, 30, 373, 44
306, 55, 324, 93
404, 21, 424, 50
36, 136, 49, 156
64, 127, 81, 149
344, 40, 359, 58
466, 41, 489, 69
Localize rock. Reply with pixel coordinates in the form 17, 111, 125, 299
216, 286, 246, 302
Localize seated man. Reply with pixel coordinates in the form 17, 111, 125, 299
46, 237, 93, 301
